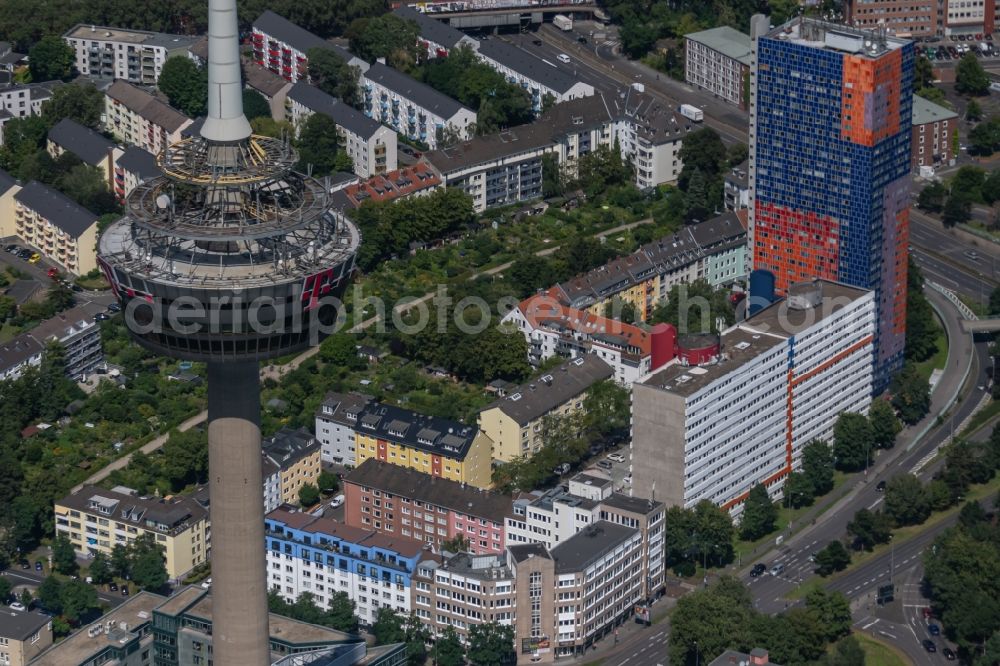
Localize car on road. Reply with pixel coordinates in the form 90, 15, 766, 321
876, 480, 887, 492
964, 250, 980, 260
929, 624, 941, 636
107, 303, 121, 313
749, 563, 767, 577
923, 606, 933, 619
109, 582, 118, 591
330, 494, 345, 508
596, 460, 613, 470
532, 39, 542, 45
71, 284, 83, 292
121, 585, 129, 597
607, 453, 626, 463
47, 267, 59, 279
34, 561, 42, 571
557, 53, 571, 63
770, 563, 785, 576
923, 639, 937, 653
9, 602, 26, 611
94, 312, 110, 322
577, 36, 587, 43
28, 253, 41, 264
623, 474, 632, 485
943, 647, 956, 660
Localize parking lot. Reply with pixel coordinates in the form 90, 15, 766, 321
0, 235, 116, 311
582, 445, 632, 492
920, 33, 997, 62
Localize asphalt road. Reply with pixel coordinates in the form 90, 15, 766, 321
1, 569, 127, 610
747, 285, 986, 615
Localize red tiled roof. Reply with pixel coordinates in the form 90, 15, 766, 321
519, 293, 652, 356
344, 163, 440, 207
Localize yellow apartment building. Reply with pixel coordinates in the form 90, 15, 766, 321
10, 181, 98, 275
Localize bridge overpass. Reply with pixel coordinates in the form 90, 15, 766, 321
429, 4, 603, 28
961, 318, 1000, 333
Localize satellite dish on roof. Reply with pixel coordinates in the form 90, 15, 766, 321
155, 194, 171, 210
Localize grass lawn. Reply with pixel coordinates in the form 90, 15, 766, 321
961, 398, 1000, 437
854, 632, 911, 666
75, 275, 109, 290
0, 322, 21, 343
914, 317, 948, 385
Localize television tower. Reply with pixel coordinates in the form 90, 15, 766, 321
96, 0, 360, 661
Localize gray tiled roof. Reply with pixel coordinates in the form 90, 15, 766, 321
550, 520, 637, 573
243, 61, 292, 98
13, 181, 97, 237
393, 7, 470, 50
288, 82, 384, 139
262, 426, 319, 469
253, 10, 364, 69
0, 608, 51, 641
48, 118, 115, 166
485, 356, 613, 426
105, 80, 191, 132
364, 63, 469, 119
116, 145, 160, 181
346, 460, 513, 524
0, 167, 16, 195
476, 39, 581, 94
912, 94, 958, 125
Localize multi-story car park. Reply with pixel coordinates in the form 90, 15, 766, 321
62, 24, 197, 85
265, 508, 427, 626
631, 280, 876, 514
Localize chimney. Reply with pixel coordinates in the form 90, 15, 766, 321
750, 648, 769, 666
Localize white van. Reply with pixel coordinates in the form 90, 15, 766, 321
557, 53, 571, 64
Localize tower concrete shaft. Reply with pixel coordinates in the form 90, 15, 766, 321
207, 361, 270, 666
200, 0, 252, 144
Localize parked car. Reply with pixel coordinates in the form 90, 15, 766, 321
607, 453, 626, 463
623, 474, 633, 485
943, 647, 957, 660
553, 463, 571, 476
28, 253, 41, 264
750, 563, 767, 577
5, 244, 19, 253
94, 312, 110, 322
923, 607, 933, 619
876, 480, 887, 492
929, 624, 941, 636
596, 460, 613, 470
109, 582, 118, 591
201, 578, 212, 589
17, 249, 32, 259
19, 560, 29, 569
107, 303, 121, 313
330, 494, 345, 508
923, 640, 937, 653
121, 585, 129, 597
9, 602, 26, 612
34, 561, 43, 571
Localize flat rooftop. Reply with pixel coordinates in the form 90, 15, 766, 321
185, 594, 356, 645
768, 17, 910, 58
29, 592, 165, 666
64, 24, 197, 49
642, 280, 870, 397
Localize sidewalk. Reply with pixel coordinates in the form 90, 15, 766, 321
568, 596, 677, 665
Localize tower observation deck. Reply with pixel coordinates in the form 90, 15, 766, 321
96, 0, 359, 662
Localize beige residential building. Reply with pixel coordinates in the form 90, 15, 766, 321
262, 427, 322, 506
54, 485, 210, 580
0, 610, 52, 666
478, 356, 612, 462
0, 169, 20, 232
413, 520, 645, 663
104, 80, 192, 157
9, 181, 98, 275
63, 24, 198, 85
46, 118, 120, 188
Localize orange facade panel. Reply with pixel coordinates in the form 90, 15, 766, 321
841, 49, 903, 147
753, 202, 841, 291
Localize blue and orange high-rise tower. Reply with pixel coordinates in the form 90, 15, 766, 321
749, 18, 913, 392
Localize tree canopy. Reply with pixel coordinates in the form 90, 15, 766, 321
157, 56, 207, 117
957, 53, 991, 96
739, 483, 777, 541
296, 112, 353, 177
29, 36, 75, 81
306, 47, 360, 107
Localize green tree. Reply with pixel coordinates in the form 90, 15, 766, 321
983, 170, 1000, 205
467, 621, 515, 666
967, 98, 984, 121
306, 47, 360, 106
819, 635, 866, 666
951, 165, 986, 201
802, 439, 834, 497
325, 590, 358, 632
726, 142, 748, 168
677, 127, 726, 191
957, 52, 991, 95
541, 153, 564, 198
431, 625, 465, 666
296, 112, 345, 177
242, 89, 271, 120
157, 56, 207, 117
440, 534, 470, 553
969, 116, 1000, 156
28, 36, 75, 81
890, 362, 931, 424
0, 577, 11, 603
915, 56, 935, 90
576, 144, 633, 196
160, 429, 208, 491
319, 332, 363, 369
110, 544, 131, 580
868, 399, 900, 450
783, 472, 814, 508
37, 576, 63, 615
846, 508, 892, 551
348, 15, 421, 69
372, 607, 405, 645
813, 540, 851, 576
60, 578, 98, 623
832, 412, 873, 472
41, 83, 104, 129
582, 380, 631, 442
917, 181, 948, 213
884, 474, 930, 527
88, 551, 112, 585
943, 193, 973, 227
651, 279, 734, 334
403, 613, 431, 666
739, 483, 777, 541
52, 533, 78, 575
129, 533, 168, 591
317, 470, 339, 494
299, 483, 320, 507
668, 577, 755, 666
